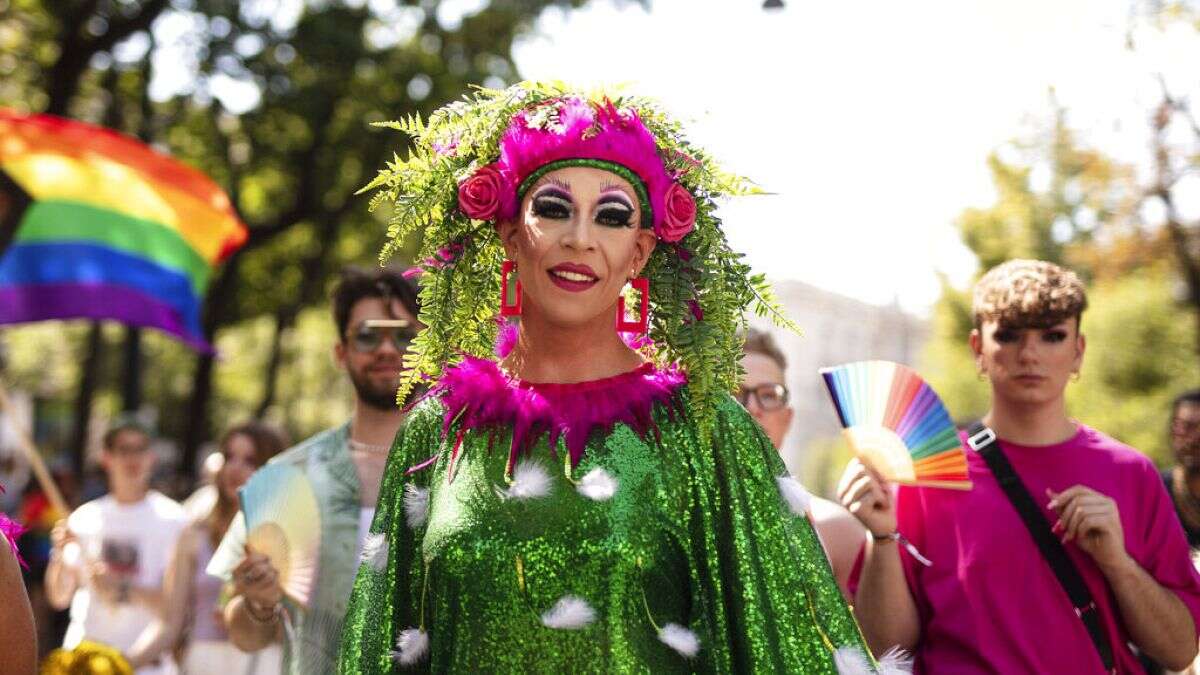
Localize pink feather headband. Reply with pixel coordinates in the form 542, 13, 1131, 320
456, 96, 697, 243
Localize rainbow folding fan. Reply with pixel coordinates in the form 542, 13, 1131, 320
820, 360, 972, 490
206, 463, 322, 607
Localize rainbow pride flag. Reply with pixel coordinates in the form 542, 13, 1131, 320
0, 111, 246, 351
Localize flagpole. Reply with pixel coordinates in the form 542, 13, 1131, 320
0, 377, 70, 516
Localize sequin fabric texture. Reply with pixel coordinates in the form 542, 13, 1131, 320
339, 359, 872, 673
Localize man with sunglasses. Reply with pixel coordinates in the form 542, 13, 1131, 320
218, 267, 421, 675
740, 329, 865, 600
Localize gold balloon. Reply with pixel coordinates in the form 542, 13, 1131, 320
39, 640, 132, 675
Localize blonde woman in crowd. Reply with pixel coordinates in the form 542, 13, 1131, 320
127, 422, 286, 674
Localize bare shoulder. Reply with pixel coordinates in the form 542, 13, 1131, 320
0, 539, 35, 674
0, 541, 23, 591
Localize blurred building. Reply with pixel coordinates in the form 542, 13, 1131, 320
749, 280, 929, 474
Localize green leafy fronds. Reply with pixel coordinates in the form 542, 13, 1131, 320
365, 81, 799, 437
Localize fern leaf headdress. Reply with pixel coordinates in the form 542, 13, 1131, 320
367, 82, 796, 436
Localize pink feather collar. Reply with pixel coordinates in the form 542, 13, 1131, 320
431, 356, 686, 472
0, 485, 26, 569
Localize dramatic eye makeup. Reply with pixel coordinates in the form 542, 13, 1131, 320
531, 185, 573, 220
595, 193, 635, 228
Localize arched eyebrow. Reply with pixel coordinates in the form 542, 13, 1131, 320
598, 184, 634, 208
533, 177, 572, 193
599, 181, 633, 198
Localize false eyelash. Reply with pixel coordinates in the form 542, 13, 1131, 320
597, 200, 633, 214
532, 195, 572, 218
595, 205, 633, 227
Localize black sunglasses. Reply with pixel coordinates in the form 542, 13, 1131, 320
347, 319, 416, 354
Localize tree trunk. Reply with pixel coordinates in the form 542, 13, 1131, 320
0, 172, 33, 257
46, 0, 171, 117
45, 53, 88, 118
251, 218, 341, 418
181, 351, 214, 477
1152, 97, 1200, 360
68, 322, 104, 475
180, 251, 244, 478
121, 326, 142, 412
254, 309, 294, 419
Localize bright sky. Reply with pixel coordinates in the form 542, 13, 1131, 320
513, 0, 1200, 313
140, 0, 1199, 313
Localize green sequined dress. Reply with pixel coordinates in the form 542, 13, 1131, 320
338, 357, 873, 673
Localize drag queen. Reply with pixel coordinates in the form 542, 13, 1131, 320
339, 83, 896, 673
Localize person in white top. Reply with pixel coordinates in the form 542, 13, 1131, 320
45, 419, 187, 675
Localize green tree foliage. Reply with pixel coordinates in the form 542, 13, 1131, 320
921, 103, 1194, 465
955, 105, 1136, 277
1071, 265, 1200, 460
0, 0, 606, 475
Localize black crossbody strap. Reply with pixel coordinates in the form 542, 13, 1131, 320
966, 422, 1116, 673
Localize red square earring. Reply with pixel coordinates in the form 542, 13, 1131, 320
500, 260, 522, 316
616, 277, 649, 334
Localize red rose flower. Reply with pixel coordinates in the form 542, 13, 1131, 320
657, 183, 696, 242
458, 164, 509, 221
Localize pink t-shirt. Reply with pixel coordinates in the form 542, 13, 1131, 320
888, 424, 1200, 674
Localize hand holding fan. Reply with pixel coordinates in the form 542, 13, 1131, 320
206, 463, 321, 607
820, 360, 972, 490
